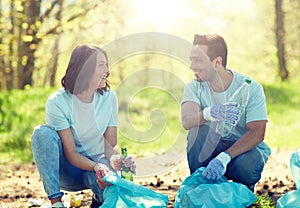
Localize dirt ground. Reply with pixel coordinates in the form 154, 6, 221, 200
0, 149, 297, 208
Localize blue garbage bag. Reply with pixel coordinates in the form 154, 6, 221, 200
276, 190, 300, 208
100, 173, 168, 208
174, 167, 257, 208
276, 148, 300, 208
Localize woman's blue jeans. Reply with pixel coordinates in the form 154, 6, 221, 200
186, 125, 270, 191
31, 125, 109, 202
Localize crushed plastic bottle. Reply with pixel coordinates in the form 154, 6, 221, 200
216, 79, 251, 138
62, 193, 83, 207
290, 148, 300, 189
28, 198, 44, 206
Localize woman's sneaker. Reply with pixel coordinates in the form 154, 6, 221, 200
52, 201, 65, 207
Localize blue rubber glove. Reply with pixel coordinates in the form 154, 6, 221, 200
203, 102, 240, 124
202, 152, 232, 180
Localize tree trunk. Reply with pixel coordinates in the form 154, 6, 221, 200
1, 0, 15, 90
17, 0, 41, 89
50, 0, 63, 87
275, 0, 289, 81
0, 0, 4, 90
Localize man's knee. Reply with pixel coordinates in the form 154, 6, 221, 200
187, 125, 214, 173
227, 148, 267, 188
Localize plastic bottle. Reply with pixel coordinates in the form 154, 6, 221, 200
216, 79, 251, 138
121, 147, 133, 181
290, 148, 300, 189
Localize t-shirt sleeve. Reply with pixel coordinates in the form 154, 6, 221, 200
181, 81, 200, 105
46, 98, 70, 131
246, 83, 268, 123
108, 91, 118, 126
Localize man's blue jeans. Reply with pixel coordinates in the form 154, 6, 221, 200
31, 125, 110, 202
186, 125, 270, 191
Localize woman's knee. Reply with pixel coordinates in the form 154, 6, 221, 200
31, 125, 61, 155
32, 125, 59, 143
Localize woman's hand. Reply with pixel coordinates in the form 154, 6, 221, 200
110, 154, 136, 174
94, 163, 112, 190
123, 156, 136, 174
109, 154, 123, 170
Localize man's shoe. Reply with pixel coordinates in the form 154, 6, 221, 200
90, 196, 103, 208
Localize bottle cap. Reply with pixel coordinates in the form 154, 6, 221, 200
245, 79, 251, 84
121, 147, 127, 156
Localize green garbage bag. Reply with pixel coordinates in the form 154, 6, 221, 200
175, 167, 257, 208
101, 173, 168, 208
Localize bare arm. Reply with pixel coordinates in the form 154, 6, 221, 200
103, 126, 120, 161
181, 101, 206, 130
226, 120, 266, 159
58, 126, 120, 171
104, 126, 137, 173
58, 128, 96, 171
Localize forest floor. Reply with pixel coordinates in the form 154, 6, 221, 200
0, 149, 297, 208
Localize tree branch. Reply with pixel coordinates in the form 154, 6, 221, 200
42, 2, 100, 37
39, 0, 59, 24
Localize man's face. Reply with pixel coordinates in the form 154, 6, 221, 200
189, 45, 215, 82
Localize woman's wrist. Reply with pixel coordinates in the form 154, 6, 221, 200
93, 162, 102, 172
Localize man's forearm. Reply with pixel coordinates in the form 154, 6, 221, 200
182, 110, 207, 130
226, 127, 265, 159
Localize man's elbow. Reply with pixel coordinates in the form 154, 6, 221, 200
182, 118, 192, 131
252, 128, 266, 144
258, 131, 266, 143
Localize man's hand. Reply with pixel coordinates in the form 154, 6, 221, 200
94, 163, 112, 190
203, 102, 240, 124
202, 152, 232, 180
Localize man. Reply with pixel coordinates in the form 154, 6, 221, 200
181, 34, 271, 191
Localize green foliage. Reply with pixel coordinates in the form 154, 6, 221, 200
252, 195, 275, 208
0, 86, 54, 162
263, 79, 300, 149
117, 87, 185, 157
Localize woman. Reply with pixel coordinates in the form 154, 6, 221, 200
32, 44, 135, 207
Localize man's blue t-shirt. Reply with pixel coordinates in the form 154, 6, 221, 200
182, 70, 270, 155
45, 88, 118, 157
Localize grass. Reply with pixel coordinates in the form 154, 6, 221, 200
117, 87, 185, 157
0, 85, 53, 163
252, 195, 275, 208
263, 79, 300, 150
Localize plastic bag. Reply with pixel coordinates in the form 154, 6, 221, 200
290, 148, 300, 189
276, 148, 300, 208
101, 173, 168, 208
175, 167, 257, 208
276, 190, 300, 208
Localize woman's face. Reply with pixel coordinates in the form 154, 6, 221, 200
89, 51, 109, 90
